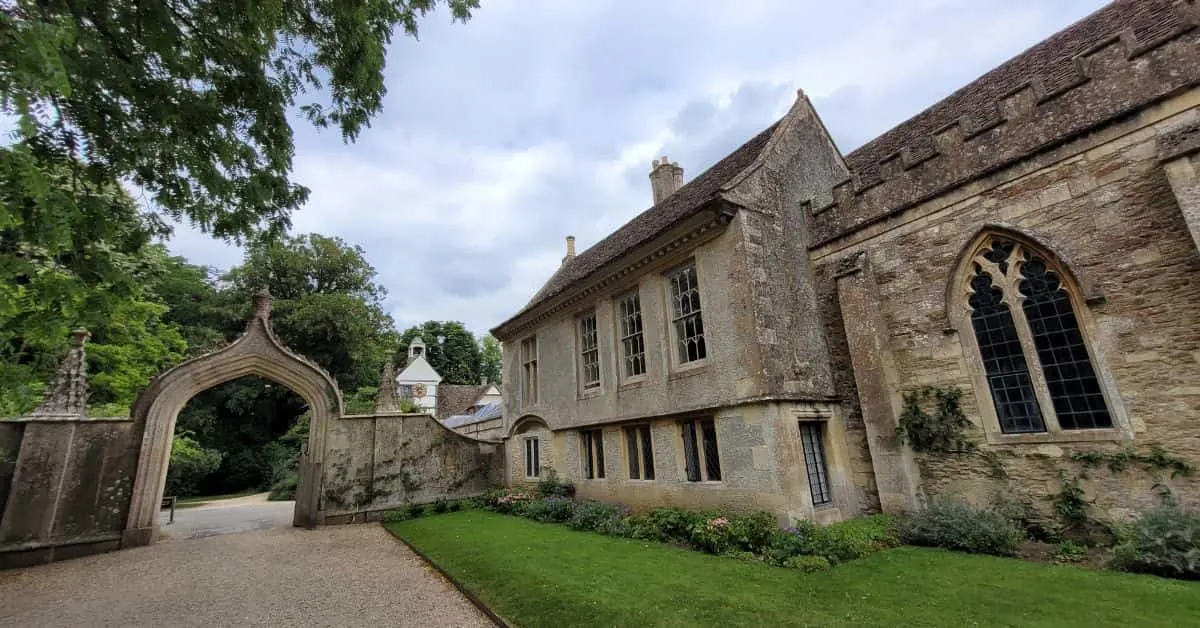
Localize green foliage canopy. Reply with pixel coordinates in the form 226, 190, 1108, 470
1, 0, 478, 239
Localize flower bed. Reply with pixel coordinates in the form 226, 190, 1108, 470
473, 486, 898, 571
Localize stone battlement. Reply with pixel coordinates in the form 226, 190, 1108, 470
809, 0, 1200, 247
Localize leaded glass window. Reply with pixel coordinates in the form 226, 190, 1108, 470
799, 422, 832, 506
618, 293, 646, 378
681, 417, 720, 482
582, 429, 605, 479
578, 312, 600, 389
521, 337, 538, 406
964, 234, 1113, 435
668, 264, 706, 363
624, 425, 655, 480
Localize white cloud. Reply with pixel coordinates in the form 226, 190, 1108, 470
163, 0, 1111, 334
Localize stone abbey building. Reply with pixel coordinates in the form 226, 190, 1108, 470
491, 0, 1200, 525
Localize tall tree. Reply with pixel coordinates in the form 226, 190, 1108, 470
1, 0, 478, 239
0, 147, 186, 414
397, 321, 483, 385
480, 333, 502, 385
225, 233, 397, 391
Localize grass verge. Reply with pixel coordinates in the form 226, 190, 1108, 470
176, 489, 261, 508
386, 510, 1200, 627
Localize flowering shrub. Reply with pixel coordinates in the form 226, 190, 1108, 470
522, 496, 577, 523
690, 516, 733, 554
536, 469, 575, 498
478, 488, 534, 514
568, 501, 626, 532
728, 512, 779, 553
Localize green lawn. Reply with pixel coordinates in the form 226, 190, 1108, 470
386, 510, 1200, 628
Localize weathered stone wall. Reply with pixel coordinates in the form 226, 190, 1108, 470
524, 401, 867, 524
320, 412, 504, 523
0, 419, 139, 568
811, 89, 1200, 523
499, 217, 769, 432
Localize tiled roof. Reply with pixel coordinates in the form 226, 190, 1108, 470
846, 0, 1186, 178
493, 123, 779, 335
812, 0, 1198, 244
443, 402, 503, 428
435, 384, 487, 420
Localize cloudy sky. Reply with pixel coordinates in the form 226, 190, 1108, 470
165, 0, 1109, 336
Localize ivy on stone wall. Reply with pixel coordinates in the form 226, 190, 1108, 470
1069, 444, 1194, 479
897, 386, 976, 453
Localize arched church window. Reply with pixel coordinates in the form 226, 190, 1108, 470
964, 234, 1112, 434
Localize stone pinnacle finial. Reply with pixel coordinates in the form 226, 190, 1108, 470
374, 355, 400, 413
251, 287, 273, 321
30, 328, 91, 419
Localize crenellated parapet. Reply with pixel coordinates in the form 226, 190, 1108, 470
809, 0, 1200, 247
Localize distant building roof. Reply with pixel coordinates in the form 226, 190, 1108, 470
442, 402, 503, 429
395, 355, 441, 385
436, 384, 488, 420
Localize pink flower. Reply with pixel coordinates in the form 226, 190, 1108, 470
708, 517, 729, 528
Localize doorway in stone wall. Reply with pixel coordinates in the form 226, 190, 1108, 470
122, 291, 342, 547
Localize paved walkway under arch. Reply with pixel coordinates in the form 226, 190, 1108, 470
0, 522, 490, 627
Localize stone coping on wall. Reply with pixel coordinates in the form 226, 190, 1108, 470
0, 416, 132, 423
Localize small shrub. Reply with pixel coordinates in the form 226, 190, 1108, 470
536, 469, 575, 498
482, 489, 532, 514
727, 511, 779, 553
568, 501, 625, 532
782, 555, 831, 573
382, 508, 411, 523
1108, 504, 1200, 579
447, 499, 463, 512
267, 473, 298, 501
522, 497, 577, 523
643, 507, 708, 543
690, 516, 734, 554
432, 499, 450, 514
1054, 540, 1088, 564
899, 499, 1024, 556
720, 550, 761, 563
406, 503, 427, 519
810, 515, 900, 563
763, 528, 809, 566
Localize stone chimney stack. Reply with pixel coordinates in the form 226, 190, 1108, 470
563, 235, 576, 265
649, 156, 684, 204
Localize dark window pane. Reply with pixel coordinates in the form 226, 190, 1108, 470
701, 418, 721, 481
1018, 255, 1112, 430
640, 426, 655, 480
682, 422, 701, 482
625, 428, 640, 479
969, 266, 1045, 433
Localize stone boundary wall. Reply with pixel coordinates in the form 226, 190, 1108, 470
320, 412, 504, 524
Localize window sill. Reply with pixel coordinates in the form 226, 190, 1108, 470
619, 376, 649, 391
577, 388, 603, 401
669, 361, 710, 381
682, 480, 723, 486
985, 427, 1130, 446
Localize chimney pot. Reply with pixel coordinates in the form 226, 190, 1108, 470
649, 155, 685, 204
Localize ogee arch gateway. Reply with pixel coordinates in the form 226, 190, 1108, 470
122, 290, 340, 546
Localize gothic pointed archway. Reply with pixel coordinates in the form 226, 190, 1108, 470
122, 290, 343, 547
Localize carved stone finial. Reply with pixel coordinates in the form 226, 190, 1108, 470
374, 355, 399, 413
251, 287, 273, 320
30, 329, 90, 419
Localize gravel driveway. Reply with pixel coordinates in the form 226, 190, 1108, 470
0, 523, 492, 627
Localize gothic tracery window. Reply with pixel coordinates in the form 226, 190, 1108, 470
965, 235, 1112, 435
